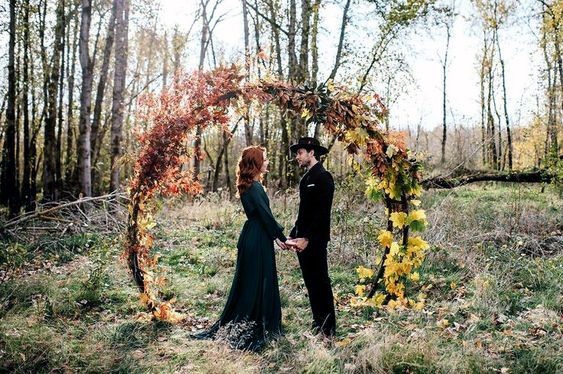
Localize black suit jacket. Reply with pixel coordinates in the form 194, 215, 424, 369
290, 162, 334, 243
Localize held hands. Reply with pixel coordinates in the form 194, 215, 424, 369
285, 237, 309, 252
275, 237, 309, 252
275, 238, 289, 250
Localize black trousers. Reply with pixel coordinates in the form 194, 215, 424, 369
297, 240, 336, 336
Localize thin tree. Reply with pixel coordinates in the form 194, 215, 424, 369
43, 0, 65, 201
21, 0, 34, 210
77, 0, 94, 197
65, 4, 80, 190
0, 0, 19, 216
110, 0, 130, 192
436, 5, 454, 165
91, 2, 117, 185
242, 0, 253, 145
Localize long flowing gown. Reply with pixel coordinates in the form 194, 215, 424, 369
194, 181, 286, 351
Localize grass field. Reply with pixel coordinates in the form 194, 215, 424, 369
1, 182, 561, 373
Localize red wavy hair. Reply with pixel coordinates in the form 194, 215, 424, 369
236, 146, 266, 196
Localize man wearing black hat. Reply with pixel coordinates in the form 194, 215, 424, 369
287, 137, 336, 337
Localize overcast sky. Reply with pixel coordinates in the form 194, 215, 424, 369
158, 0, 542, 133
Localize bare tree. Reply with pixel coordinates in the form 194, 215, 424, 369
91, 3, 117, 183
77, 0, 94, 197
110, 0, 130, 192
435, 5, 454, 165
242, 0, 253, 145
327, 0, 351, 82
43, 0, 65, 201
0, 0, 19, 216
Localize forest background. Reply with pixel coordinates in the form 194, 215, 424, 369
0, 0, 561, 372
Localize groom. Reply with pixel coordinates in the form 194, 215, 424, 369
287, 137, 336, 337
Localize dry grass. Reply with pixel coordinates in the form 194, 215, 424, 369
0, 182, 562, 373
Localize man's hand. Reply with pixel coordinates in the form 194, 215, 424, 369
286, 237, 309, 252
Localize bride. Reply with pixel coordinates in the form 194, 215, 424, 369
193, 146, 288, 351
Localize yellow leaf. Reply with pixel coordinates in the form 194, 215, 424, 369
378, 230, 393, 248
409, 272, 420, 282
390, 242, 401, 256
408, 209, 426, 223
368, 292, 386, 307
355, 284, 366, 297
301, 108, 312, 120
356, 265, 374, 280
408, 236, 430, 251
390, 212, 408, 228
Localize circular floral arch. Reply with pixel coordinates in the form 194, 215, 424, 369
125, 66, 429, 321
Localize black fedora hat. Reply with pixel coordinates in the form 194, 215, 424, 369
289, 137, 328, 156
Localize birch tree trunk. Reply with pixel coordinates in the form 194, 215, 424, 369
65, 6, 79, 190
77, 0, 94, 197
110, 0, 130, 192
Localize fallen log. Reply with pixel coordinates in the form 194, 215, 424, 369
421, 170, 556, 189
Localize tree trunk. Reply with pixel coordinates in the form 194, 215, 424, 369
479, 30, 487, 167
242, 0, 252, 146
441, 22, 450, 165
422, 170, 555, 189
162, 31, 169, 88
213, 121, 239, 192
110, 0, 129, 192
77, 0, 94, 197
22, 0, 34, 211
288, 0, 298, 82
194, 0, 210, 181
65, 6, 79, 192
56, 2, 66, 196
486, 43, 498, 170
298, 0, 310, 84
224, 130, 233, 198
43, 0, 65, 201
91, 2, 117, 186
327, 0, 350, 82
1, 0, 19, 216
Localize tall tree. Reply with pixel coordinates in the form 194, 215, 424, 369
91, 3, 117, 184
436, 4, 454, 165
194, 0, 210, 180
242, 0, 253, 145
110, 0, 130, 192
43, 0, 66, 201
77, 0, 94, 197
327, 0, 351, 82
65, 4, 80, 190
0, 0, 19, 216
21, 0, 34, 210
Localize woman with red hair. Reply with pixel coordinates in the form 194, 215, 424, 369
193, 146, 287, 351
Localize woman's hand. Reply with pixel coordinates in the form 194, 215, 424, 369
275, 238, 288, 250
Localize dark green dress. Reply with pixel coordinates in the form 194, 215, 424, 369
194, 181, 286, 351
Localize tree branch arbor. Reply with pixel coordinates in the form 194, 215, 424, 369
126, 66, 428, 319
